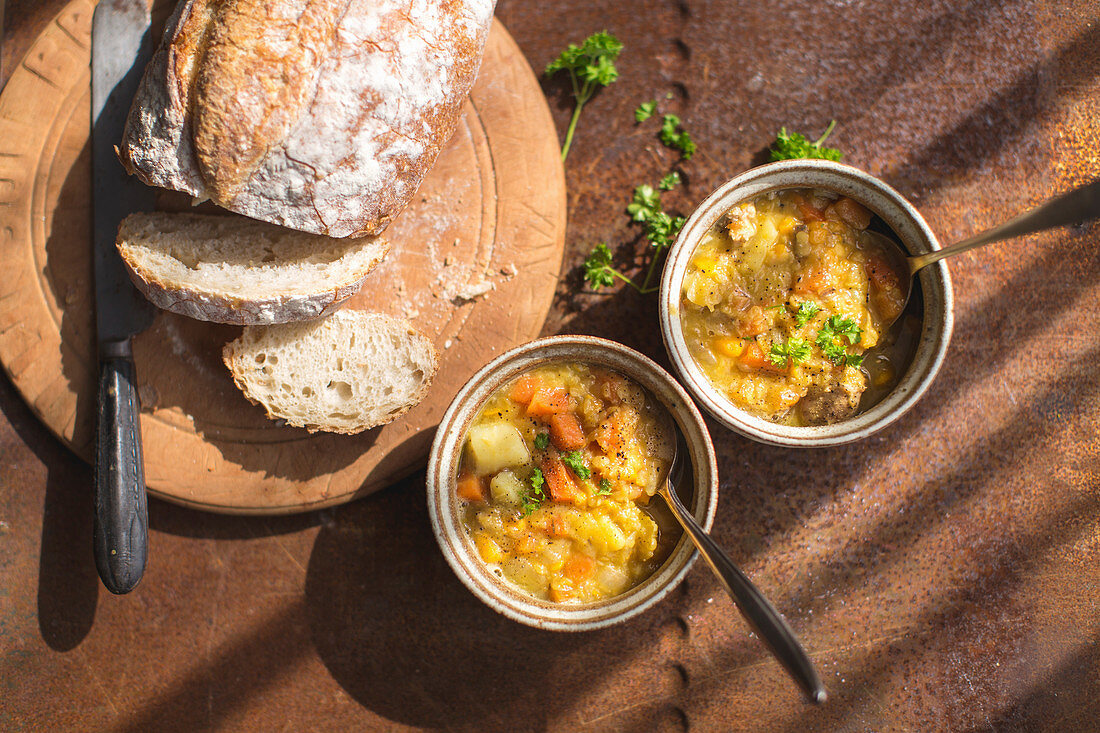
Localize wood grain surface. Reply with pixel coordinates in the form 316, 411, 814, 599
0, 0, 566, 514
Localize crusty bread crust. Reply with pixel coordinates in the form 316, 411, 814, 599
119, 0, 496, 238
122, 266, 370, 325
116, 212, 389, 325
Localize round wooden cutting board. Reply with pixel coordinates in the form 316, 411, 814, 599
0, 1, 566, 514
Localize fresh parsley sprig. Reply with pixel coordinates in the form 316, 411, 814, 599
628, 185, 686, 249
562, 451, 592, 480
768, 337, 811, 368
794, 302, 821, 327
545, 32, 624, 161
584, 243, 637, 292
659, 114, 696, 160
533, 433, 550, 451
658, 171, 682, 191
597, 478, 613, 495
634, 100, 657, 122
815, 315, 864, 365
585, 182, 687, 294
769, 120, 842, 161
522, 468, 547, 516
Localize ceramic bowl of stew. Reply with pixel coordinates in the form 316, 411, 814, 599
427, 336, 719, 631
659, 159, 953, 447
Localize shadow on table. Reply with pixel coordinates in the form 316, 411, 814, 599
303, 479, 595, 730
0, 371, 99, 652
990, 641, 1100, 730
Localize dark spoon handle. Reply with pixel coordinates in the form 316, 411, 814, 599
93, 343, 148, 594
660, 483, 827, 704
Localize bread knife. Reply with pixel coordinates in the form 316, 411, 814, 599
91, 0, 156, 594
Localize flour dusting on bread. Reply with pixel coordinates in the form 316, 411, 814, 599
120, 0, 497, 238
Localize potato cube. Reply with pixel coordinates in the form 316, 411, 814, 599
490, 470, 525, 506
466, 422, 531, 474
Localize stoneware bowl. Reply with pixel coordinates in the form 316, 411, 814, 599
427, 336, 719, 631
659, 159, 953, 447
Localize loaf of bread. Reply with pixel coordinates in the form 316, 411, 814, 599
116, 212, 388, 325
223, 310, 438, 434
119, 0, 496, 238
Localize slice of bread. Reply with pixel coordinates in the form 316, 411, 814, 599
222, 310, 438, 435
116, 212, 389, 325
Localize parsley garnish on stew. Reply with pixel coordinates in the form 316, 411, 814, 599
562, 451, 592, 480
815, 315, 863, 365
533, 433, 550, 451
522, 468, 547, 516
768, 337, 811, 367
794, 302, 821, 327
597, 478, 613, 495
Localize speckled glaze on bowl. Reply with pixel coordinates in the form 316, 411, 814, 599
427, 336, 719, 631
659, 159, 953, 447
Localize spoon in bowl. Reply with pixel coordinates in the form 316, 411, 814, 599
868, 179, 1100, 329
658, 423, 828, 704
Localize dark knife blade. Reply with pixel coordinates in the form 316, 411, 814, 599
91, 0, 156, 594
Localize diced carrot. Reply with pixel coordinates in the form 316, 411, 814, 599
509, 374, 540, 405
865, 254, 901, 293
793, 267, 830, 295
594, 407, 630, 456
514, 532, 537, 554
831, 197, 872, 230
738, 342, 770, 370
738, 343, 785, 374
456, 472, 486, 502
562, 554, 596, 583
797, 201, 826, 222
526, 386, 572, 419
594, 370, 628, 405
540, 455, 585, 503
550, 412, 587, 451
549, 580, 574, 602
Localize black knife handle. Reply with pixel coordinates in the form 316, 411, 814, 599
94, 340, 148, 594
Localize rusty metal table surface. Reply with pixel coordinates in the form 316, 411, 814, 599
3, 1, 1099, 730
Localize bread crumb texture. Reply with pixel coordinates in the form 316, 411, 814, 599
223, 310, 438, 434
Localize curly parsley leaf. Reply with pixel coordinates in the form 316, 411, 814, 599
562, 451, 592, 480
627, 185, 661, 221
769, 119, 842, 162
626, 185, 685, 249
545, 32, 624, 161
634, 100, 657, 122
794, 302, 821, 327
815, 315, 864, 364
658, 171, 682, 191
822, 315, 862, 345
583, 243, 617, 291
522, 468, 547, 516
534, 433, 550, 451
659, 114, 696, 160
768, 337, 811, 367
597, 478, 613, 495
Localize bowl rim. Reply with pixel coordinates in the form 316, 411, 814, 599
426, 335, 719, 631
658, 159, 954, 447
